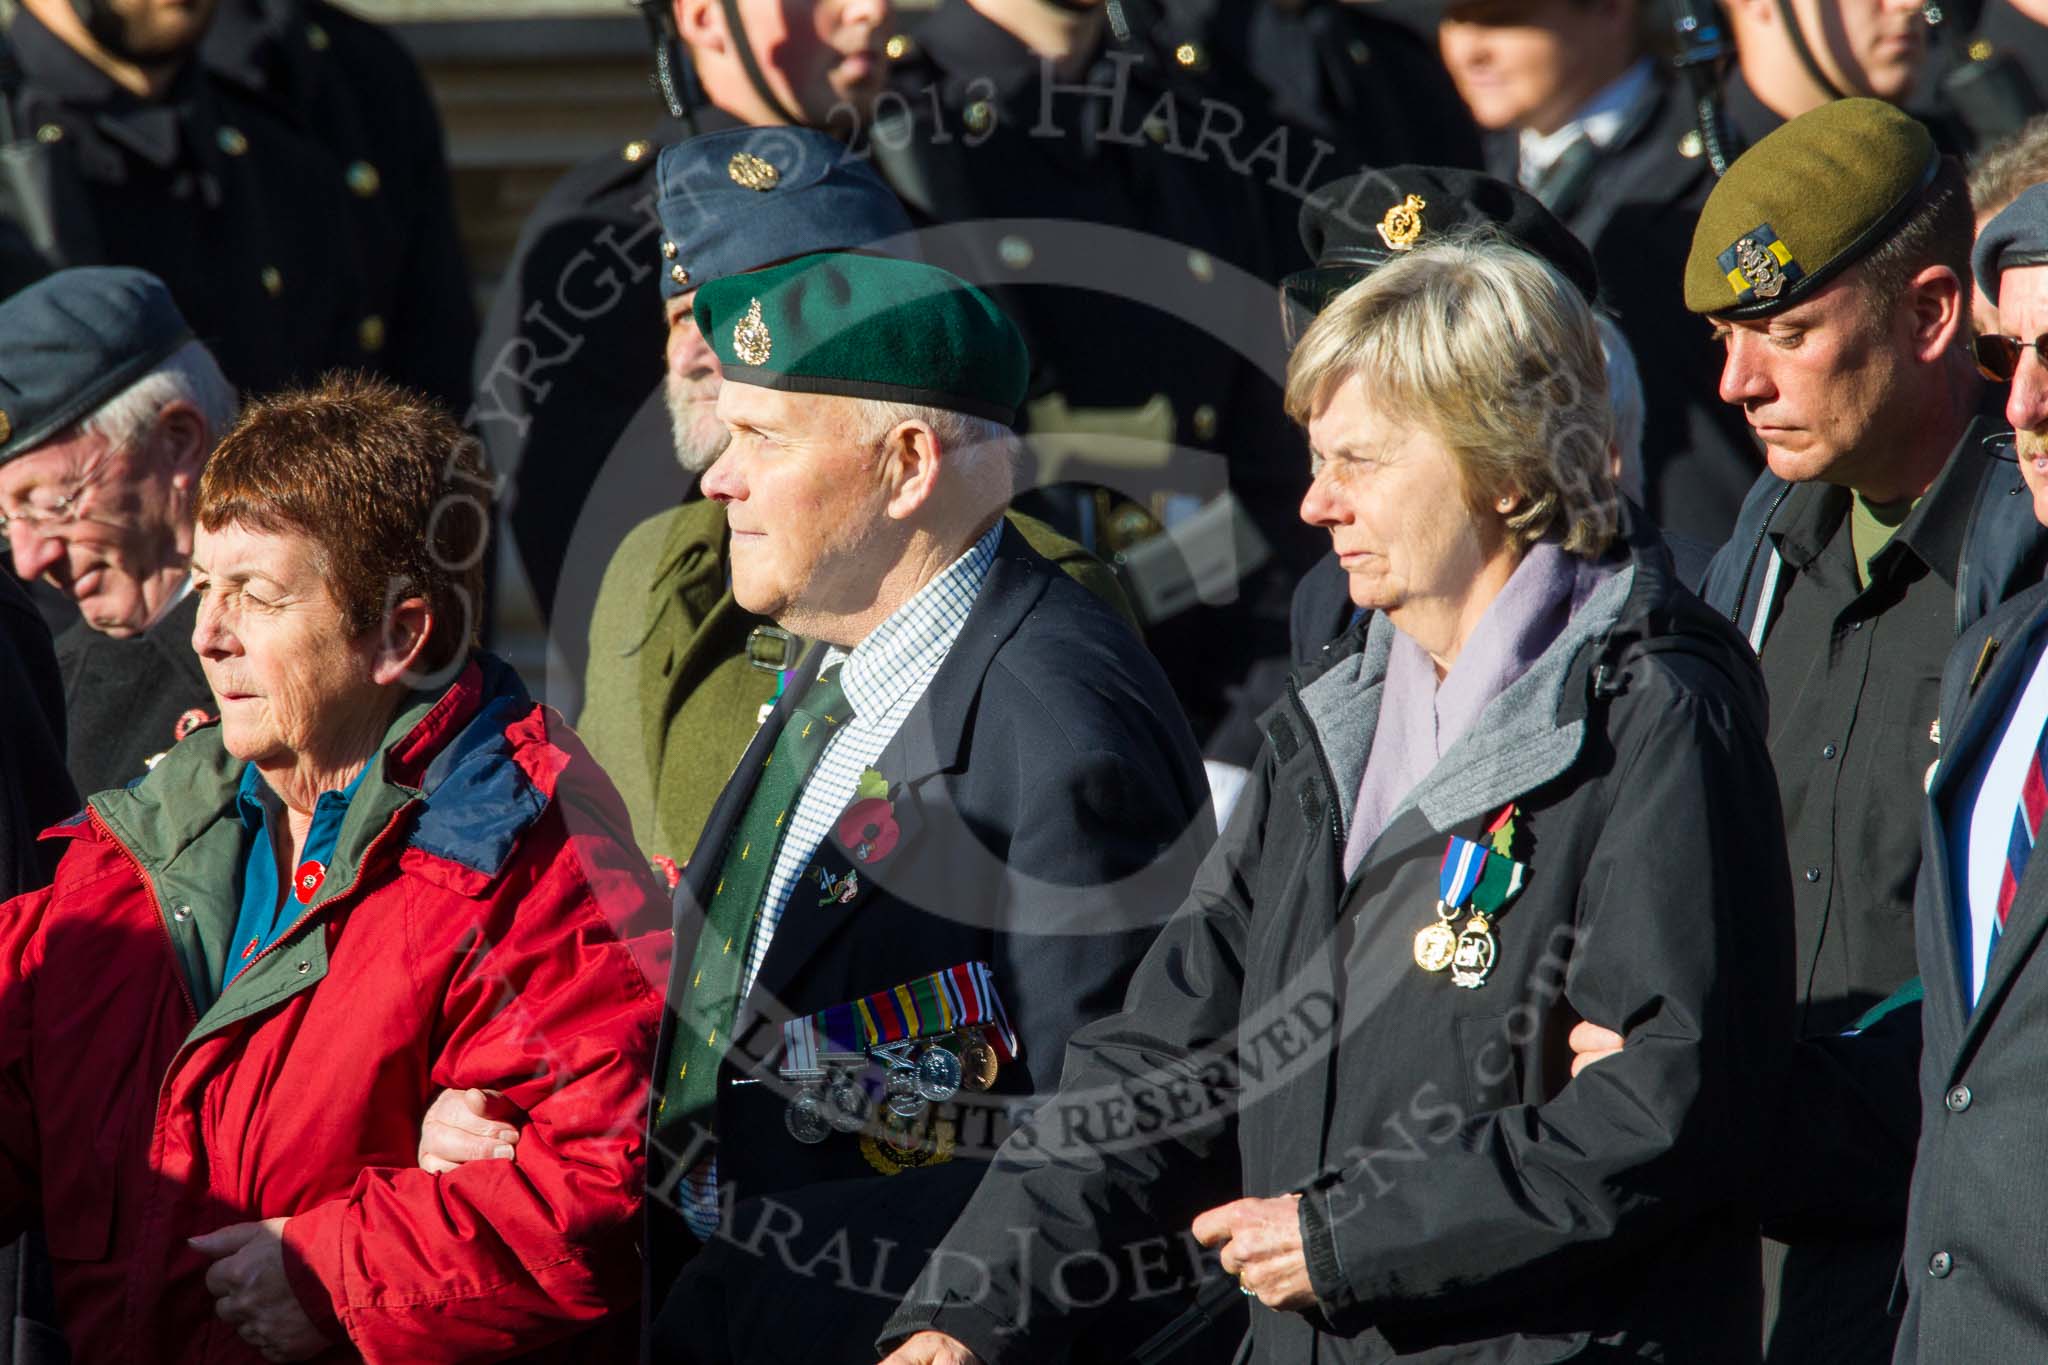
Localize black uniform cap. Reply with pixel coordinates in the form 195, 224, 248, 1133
1283, 165, 1599, 346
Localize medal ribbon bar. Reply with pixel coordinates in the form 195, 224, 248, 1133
779, 959, 1021, 1082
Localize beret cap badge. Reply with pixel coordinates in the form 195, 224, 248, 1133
1377, 194, 1427, 252
1716, 224, 1803, 306
1734, 237, 1784, 299
0, 410, 10, 446
728, 152, 781, 191
734, 297, 773, 365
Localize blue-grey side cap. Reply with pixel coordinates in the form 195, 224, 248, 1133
654, 126, 916, 302
1974, 182, 2048, 307
0, 267, 195, 462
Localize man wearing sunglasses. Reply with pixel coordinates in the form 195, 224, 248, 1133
1970, 324, 2048, 387
0, 267, 239, 795
1889, 180, 2048, 1361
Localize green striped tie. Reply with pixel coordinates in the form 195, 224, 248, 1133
654, 665, 851, 1148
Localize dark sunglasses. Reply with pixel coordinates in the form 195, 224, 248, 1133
1972, 332, 2048, 382
1279, 265, 1371, 350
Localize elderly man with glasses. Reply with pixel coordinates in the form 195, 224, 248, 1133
0, 267, 240, 794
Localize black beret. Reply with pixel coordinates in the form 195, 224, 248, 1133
1973, 183, 2048, 306
0, 268, 194, 462
1296, 165, 1600, 304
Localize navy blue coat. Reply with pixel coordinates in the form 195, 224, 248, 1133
1898, 576, 2048, 1359
643, 523, 1214, 1364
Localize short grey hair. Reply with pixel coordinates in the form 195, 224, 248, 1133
1284, 232, 1618, 558
1969, 113, 2048, 221
856, 400, 1019, 502
75, 340, 238, 454
1596, 315, 1646, 506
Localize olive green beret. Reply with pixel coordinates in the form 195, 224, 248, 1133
692, 251, 1029, 425
1683, 99, 1940, 318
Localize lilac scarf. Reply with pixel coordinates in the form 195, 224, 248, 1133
1342, 543, 1618, 877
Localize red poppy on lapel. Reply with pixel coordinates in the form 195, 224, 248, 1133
836, 798, 901, 865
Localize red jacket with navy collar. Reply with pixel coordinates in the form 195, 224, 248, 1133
0, 654, 669, 1361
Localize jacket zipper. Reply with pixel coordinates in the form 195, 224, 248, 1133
1733, 481, 1795, 636
1285, 674, 1346, 851
90, 802, 201, 1356
86, 799, 413, 1356
1953, 450, 1999, 639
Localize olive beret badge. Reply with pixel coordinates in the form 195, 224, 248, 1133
1378, 194, 1427, 252
1716, 223, 1804, 306
734, 298, 773, 365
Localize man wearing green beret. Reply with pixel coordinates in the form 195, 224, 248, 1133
412, 130, 1144, 1212
1572, 98, 2047, 1362
568, 127, 1133, 880
638, 251, 1211, 1364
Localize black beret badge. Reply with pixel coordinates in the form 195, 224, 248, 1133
1717, 223, 1805, 307
1378, 194, 1427, 252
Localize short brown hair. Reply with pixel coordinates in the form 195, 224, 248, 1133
1855, 157, 1974, 315
198, 372, 493, 675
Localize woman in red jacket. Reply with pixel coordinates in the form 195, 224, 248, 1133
0, 373, 670, 1362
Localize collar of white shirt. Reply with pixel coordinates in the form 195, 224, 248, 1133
1517, 57, 1656, 189
822, 518, 1004, 721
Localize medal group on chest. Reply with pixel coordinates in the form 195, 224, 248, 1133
1414, 805, 1528, 990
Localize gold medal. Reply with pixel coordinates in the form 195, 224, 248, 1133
960, 1036, 999, 1091
1450, 915, 1497, 989
1414, 916, 1458, 972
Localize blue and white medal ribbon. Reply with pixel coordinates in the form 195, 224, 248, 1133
1416, 835, 1489, 973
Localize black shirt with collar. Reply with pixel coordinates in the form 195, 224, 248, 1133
1756, 420, 2007, 1042
1749, 420, 2019, 1365
2, 8, 373, 396
1913, 2, 2047, 155
1126, 0, 1481, 177
1951, 0, 2048, 137
1718, 65, 1978, 160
